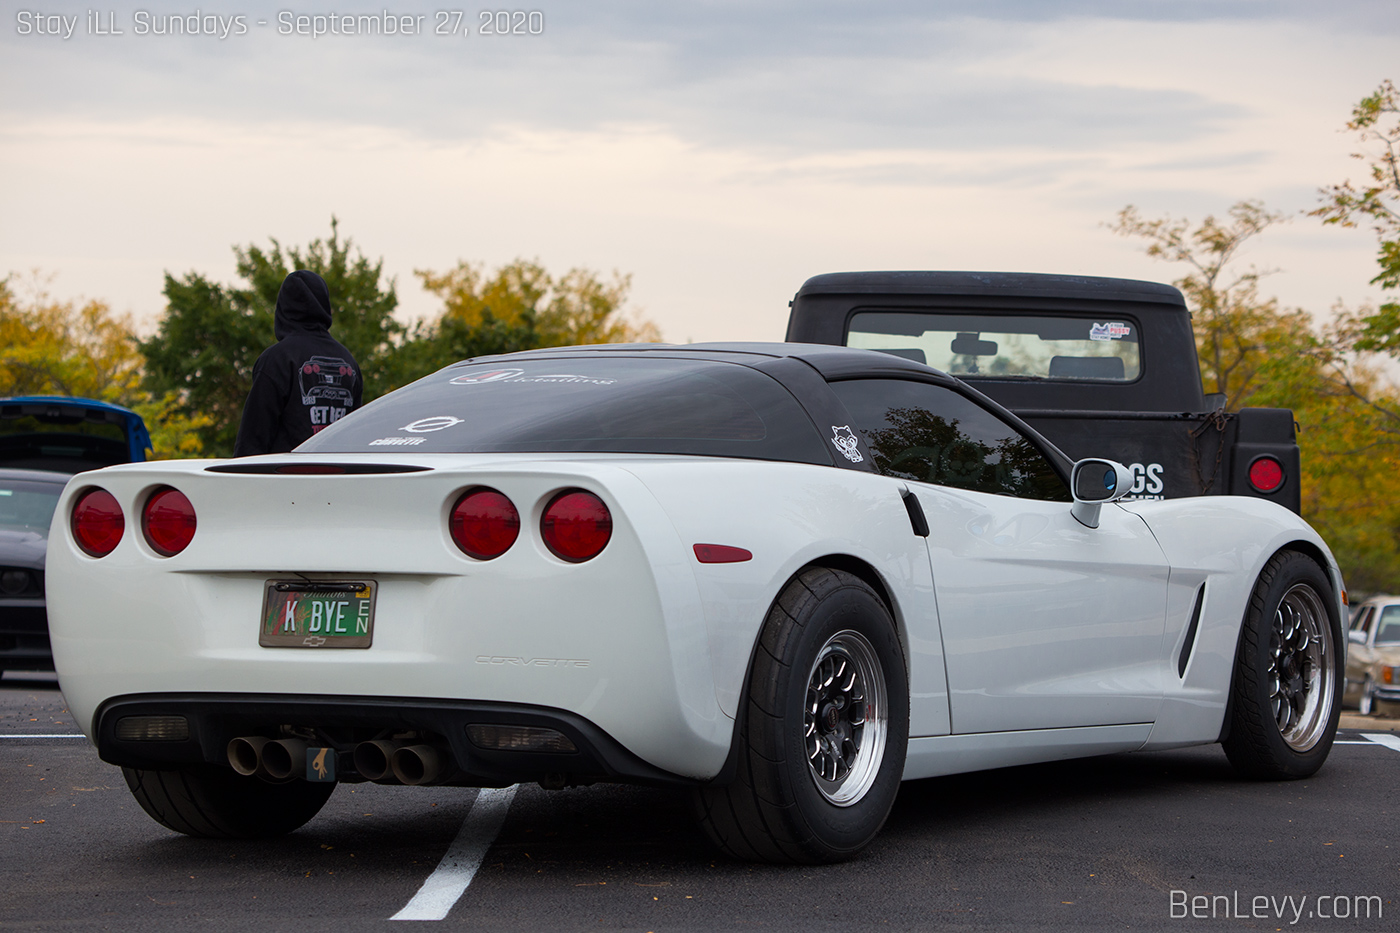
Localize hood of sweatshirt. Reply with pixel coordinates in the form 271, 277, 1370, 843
273, 270, 333, 339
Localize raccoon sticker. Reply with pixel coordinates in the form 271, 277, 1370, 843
831, 425, 864, 463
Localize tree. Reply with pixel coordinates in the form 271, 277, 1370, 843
392, 259, 662, 386
138, 219, 402, 456
1312, 79, 1400, 353
1, 272, 210, 459
1112, 201, 1400, 593
1110, 202, 1319, 411
416, 259, 658, 349
0, 272, 142, 401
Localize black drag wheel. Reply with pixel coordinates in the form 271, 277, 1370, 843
1223, 550, 1342, 779
123, 765, 335, 838
694, 567, 908, 863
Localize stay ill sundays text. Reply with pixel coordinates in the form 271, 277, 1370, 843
13, 11, 435, 40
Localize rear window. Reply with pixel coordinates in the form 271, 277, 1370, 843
0, 480, 63, 533
846, 311, 1142, 382
298, 357, 832, 464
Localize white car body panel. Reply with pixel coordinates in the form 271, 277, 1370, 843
904, 723, 1153, 780
909, 485, 1170, 733
48, 446, 1340, 783
1117, 497, 1346, 750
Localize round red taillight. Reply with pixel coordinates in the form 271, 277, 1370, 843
142, 487, 197, 556
450, 488, 520, 560
71, 488, 124, 557
1248, 456, 1284, 493
541, 490, 612, 563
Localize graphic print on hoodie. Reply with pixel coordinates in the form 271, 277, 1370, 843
233, 270, 364, 456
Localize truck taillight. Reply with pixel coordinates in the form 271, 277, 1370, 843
450, 488, 520, 559
72, 488, 124, 557
1248, 456, 1284, 493
142, 487, 197, 556
541, 490, 612, 562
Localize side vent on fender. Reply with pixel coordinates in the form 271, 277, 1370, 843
1177, 584, 1206, 678
900, 488, 929, 537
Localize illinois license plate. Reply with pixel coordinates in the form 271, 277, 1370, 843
259, 580, 376, 648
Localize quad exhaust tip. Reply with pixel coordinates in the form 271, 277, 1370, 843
230, 735, 456, 785
352, 739, 399, 782
391, 744, 448, 786
226, 736, 307, 782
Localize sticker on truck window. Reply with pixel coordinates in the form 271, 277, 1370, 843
1089, 322, 1132, 341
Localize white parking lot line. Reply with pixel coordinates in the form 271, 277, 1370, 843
1361, 733, 1400, 754
390, 785, 518, 921
0, 734, 86, 738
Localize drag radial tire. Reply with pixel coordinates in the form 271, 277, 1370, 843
695, 567, 909, 863
1222, 550, 1342, 780
123, 765, 335, 838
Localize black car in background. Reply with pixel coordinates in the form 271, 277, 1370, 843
0, 469, 67, 673
0, 397, 151, 674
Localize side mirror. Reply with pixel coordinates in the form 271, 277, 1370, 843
1070, 459, 1134, 528
1348, 629, 1367, 646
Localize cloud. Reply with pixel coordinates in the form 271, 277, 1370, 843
1, 0, 1371, 155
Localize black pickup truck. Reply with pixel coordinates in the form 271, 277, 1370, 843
785, 271, 1301, 513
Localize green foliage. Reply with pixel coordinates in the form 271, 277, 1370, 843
1110, 202, 1318, 411
138, 219, 402, 456
385, 258, 662, 389
1312, 79, 1400, 354
0, 272, 142, 402
414, 258, 658, 355
1, 273, 210, 459
1114, 199, 1400, 592
137, 272, 263, 456
383, 309, 539, 389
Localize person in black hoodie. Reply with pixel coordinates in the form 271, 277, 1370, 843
233, 270, 364, 456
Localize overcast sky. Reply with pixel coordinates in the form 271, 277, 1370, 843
2, 0, 1396, 341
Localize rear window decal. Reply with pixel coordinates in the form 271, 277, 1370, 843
831, 425, 864, 463
449, 369, 617, 387
401, 416, 464, 434
1089, 322, 1131, 341
449, 369, 524, 385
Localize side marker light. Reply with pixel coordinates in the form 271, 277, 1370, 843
693, 544, 753, 564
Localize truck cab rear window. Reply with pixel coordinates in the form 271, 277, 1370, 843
846, 312, 1142, 382
298, 357, 832, 464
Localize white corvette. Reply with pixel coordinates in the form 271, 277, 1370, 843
46, 343, 1345, 862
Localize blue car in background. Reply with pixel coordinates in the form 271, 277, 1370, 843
0, 397, 151, 674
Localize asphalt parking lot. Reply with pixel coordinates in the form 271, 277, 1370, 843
2, 670, 1396, 932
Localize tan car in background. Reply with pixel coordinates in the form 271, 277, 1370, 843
1345, 596, 1400, 716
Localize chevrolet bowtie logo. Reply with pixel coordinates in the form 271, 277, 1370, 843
302, 635, 328, 647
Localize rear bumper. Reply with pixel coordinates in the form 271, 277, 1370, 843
95, 693, 699, 788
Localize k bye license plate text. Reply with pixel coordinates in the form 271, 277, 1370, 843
260, 580, 376, 648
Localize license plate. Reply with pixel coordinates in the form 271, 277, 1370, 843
259, 580, 376, 648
